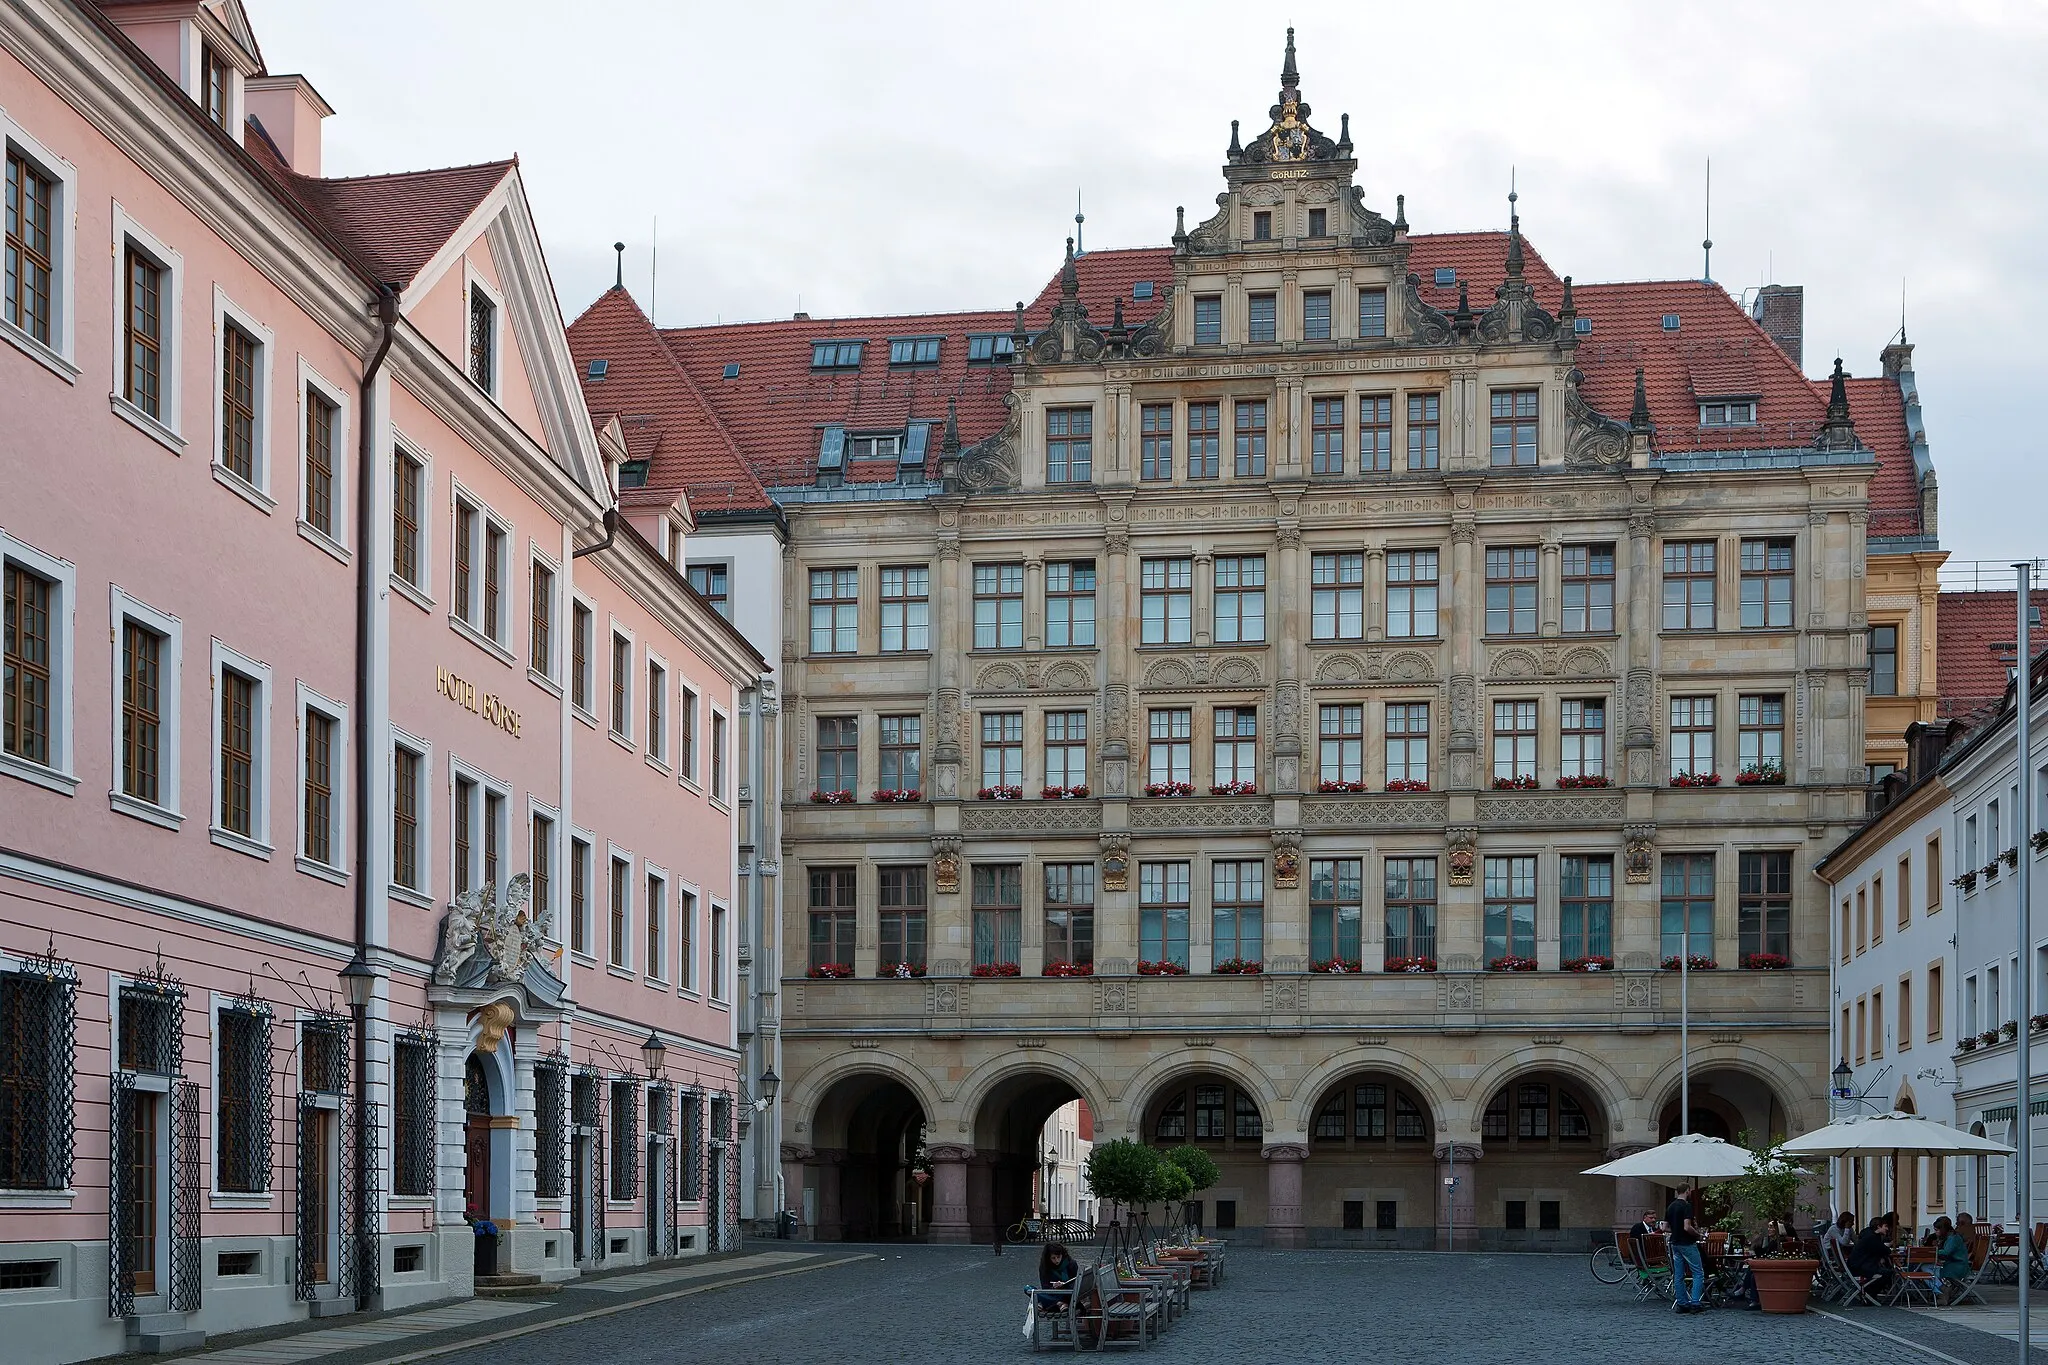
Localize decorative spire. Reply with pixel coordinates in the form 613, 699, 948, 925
1281, 26, 1298, 89
1112, 297, 1125, 332
942, 397, 960, 456
1228, 119, 1242, 159
1061, 236, 1078, 300
613, 242, 625, 290
1393, 194, 1408, 235
1630, 367, 1654, 448
1452, 280, 1474, 339
1173, 205, 1188, 250
1010, 299, 1029, 358
1816, 356, 1859, 450
1504, 172, 1524, 278
1559, 275, 1576, 321
1337, 112, 1352, 155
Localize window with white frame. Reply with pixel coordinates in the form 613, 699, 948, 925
392, 445, 426, 591
646, 656, 668, 765
213, 289, 272, 497
711, 711, 727, 801
529, 807, 557, 931
297, 685, 346, 876
570, 600, 594, 714
609, 851, 633, 969
450, 763, 509, 903
211, 642, 271, 854
114, 209, 181, 434
109, 586, 182, 823
678, 684, 698, 781
4, 120, 78, 363
710, 903, 728, 1001
529, 556, 557, 681
645, 867, 667, 982
677, 887, 699, 991
467, 277, 498, 395
451, 491, 509, 645
300, 368, 346, 546
391, 734, 429, 895
568, 833, 594, 957
610, 629, 633, 738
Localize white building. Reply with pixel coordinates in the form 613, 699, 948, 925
1816, 722, 1964, 1233
1949, 645, 2048, 1224
1037, 1101, 1096, 1224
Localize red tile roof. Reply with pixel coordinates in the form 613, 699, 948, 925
1023, 247, 1172, 326
1837, 376, 1921, 540
1407, 231, 1564, 313
1937, 590, 2048, 724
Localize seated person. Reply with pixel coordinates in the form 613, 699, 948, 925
1932, 1216, 1971, 1303
1629, 1208, 1660, 1242
1848, 1213, 1899, 1297
1822, 1210, 1857, 1258
1038, 1243, 1081, 1312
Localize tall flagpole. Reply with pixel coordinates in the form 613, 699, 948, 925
2016, 562, 2033, 1358
1681, 909, 1691, 1135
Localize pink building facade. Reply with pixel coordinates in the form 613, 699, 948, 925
0, 4, 765, 1361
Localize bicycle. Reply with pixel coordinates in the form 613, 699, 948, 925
1591, 1243, 1628, 1284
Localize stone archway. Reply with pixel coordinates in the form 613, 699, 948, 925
796, 1072, 928, 1242
1301, 1071, 1439, 1248
1472, 1070, 1609, 1251
1132, 1069, 1275, 1243
966, 1067, 1091, 1245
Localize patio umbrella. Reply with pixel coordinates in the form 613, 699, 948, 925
1779, 1112, 2013, 1224
1583, 1133, 1771, 1182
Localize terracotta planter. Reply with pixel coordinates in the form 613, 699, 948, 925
1750, 1258, 1817, 1314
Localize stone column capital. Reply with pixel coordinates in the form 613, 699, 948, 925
926, 1143, 976, 1163
1433, 1142, 1483, 1163
1260, 1142, 1311, 1162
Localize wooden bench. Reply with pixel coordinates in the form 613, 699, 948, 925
1074, 1264, 1162, 1350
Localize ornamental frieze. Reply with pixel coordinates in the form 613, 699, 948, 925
1473, 792, 1626, 826
1112, 352, 1473, 383
1129, 798, 1275, 831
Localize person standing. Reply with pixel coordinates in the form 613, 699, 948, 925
1668, 1185, 1707, 1313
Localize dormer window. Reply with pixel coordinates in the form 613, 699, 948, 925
817, 425, 846, 486
888, 337, 941, 366
1661, 313, 1682, 332
967, 334, 1016, 364
849, 433, 900, 461
586, 359, 609, 381
1699, 399, 1758, 428
202, 43, 231, 128
468, 285, 496, 392
810, 341, 863, 370
1433, 267, 1456, 288
1252, 211, 1274, 241
618, 459, 649, 490
1133, 282, 1155, 301
1307, 208, 1328, 238
1573, 317, 1592, 336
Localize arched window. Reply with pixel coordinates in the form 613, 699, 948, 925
1156, 1093, 1187, 1141
1483, 1080, 1598, 1146
1312, 1081, 1431, 1145
1151, 1080, 1262, 1148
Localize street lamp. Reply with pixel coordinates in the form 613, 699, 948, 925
640, 1030, 666, 1078
1831, 1059, 1854, 1102
337, 952, 376, 1308
1045, 1147, 1059, 1219
758, 1068, 780, 1102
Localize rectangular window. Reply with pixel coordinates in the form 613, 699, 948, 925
1046, 561, 1096, 648
1309, 858, 1363, 964
1193, 295, 1222, 346
392, 448, 423, 588
979, 712, 1023, 791
645, 871, 667, 980
609, 855, 631, 968
879, 714, 921, 794
1699, 400, 1758, 427
1485, 546, 1539, 636
119, 621, 163, 805
1044, 710, 1087, 789
1560, 856, 1614, 960
1406, 394, 1440, 470
808, 567, 858, 655
1233, 400, 1267, 477
1213, 707, 1258, 786
1869, 625, 1899, 696
392, 745, 422, 891
1492, 700, 1537, 781
879, 867, 927, 971
468, 287, 495, 391
452, 502, 473, 623
1140, 557, 1194, 645
1212, 861, 1264, 963
216, 1006, 268, 1194
569, 838, 591, 956
879, 565, 930, 653
815, 716, 857, 795
687, 563, 730, 618
1384, 549, 1438, 638
1357, 395, 1393, 472
887, 336, 940, 365
1251, 211, 1272, 241
124, 245, 164, 419
677, 888, 696, 989
810, 340, 863, 369
1669, 696, 1716, 779
1928, 964, 1943, 1039
1187, 400, 1221, 479
1147, 708, 1192, 787
1310, 397, 1344, 474
303, 387, 338, 537
1488, 389, 1538, 467
1140, 404, 1174, 481
392, 1034, 436, 1197
1899, 978, 1912, 1051
1306, 208, 1328, 238
1560, 699, 1606, 780
453, 775, 475, 898
1302, 290, 1331, 341
5, 151, 55, 345
1213, 556, 1265, 644
1872, 875, 1885, 946
218, 668, 257, 837
1046, 408, 1092, 483
1483, 856, 1537, 962
201, 43, 230, 127
220, 323, 259, 483
1138, 862, 1191, 968
973, 563, 1024, 649
1311, 552, 1364, 640
965, 334, 1014, 365
530, 812, 553, 925
482, 789, 503, 896
570, 602, 592, 712
712, 712, 727, 800
1561, 545, 1616, 634
1358, 288, 1387, 339
302, 708, 337, 866
1899, 855, 1913, 929
1248, 292, 1277, 344
1739, 539, 1795, 629
1376, 859, 1441, 965
1318, 704, 1364, 785
610, 633, 632, 736
1739, 851, 1792, 960
1044, 863, 1095, 969
646, 660, 667, 763
1927, 836, 1942, 913
972, 864, 1022, 968
528, 561, 555, 677
1871, 988, 1884, 1058
1662, 541, 1717, 631
1660, 854, 1715, 959
1386, 703, 1430, 785
1738, 694, 1785, 777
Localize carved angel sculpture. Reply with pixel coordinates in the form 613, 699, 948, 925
433, 890, 484, 985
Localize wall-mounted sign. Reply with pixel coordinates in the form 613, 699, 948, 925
437, 667, 521, 738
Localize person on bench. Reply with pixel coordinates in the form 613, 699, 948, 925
1038, 1243, 1081, 1311
1849, 1212, 1899, 1300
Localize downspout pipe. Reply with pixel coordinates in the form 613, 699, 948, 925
572, 505, 619, 559
355, 285, 398, 949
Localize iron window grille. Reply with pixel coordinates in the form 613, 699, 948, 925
682, 1092, 705, 1201
216, 998, 274, 1194
301, 1014, 348, 1095
712, 1096, 740, 1252
534, 1053, 568, 1200
610, 1080, 641, 1201
575, 1068, 607, 1261
119, 974, 185, 1077
0, 946, 76, 1191
391, 1031, 436, 1198
648, 1084, 677, 1256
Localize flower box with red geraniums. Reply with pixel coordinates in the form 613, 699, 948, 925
876, 961, 928, 978
1661, 954, 1718, 971
1211, 958, 1263, 975
2034, 830, 2048, 855
1318, 778, 1368, 793
1489, 955, 1538, 972
1209, 780, 1259, 796
1135, 960, 1189, 976
1953, 870, 1979, 893
1669, 771, 1721, 788
1041, 784, 1091, 800
806, 962, 854, 979
1556, 774, 1610, 789
970, 962, 1021, 978
1741, 952, 1790, 971
1957, 1035, 1980, 1053
1735, 764, 1785, 786
1562, 955, 1614, 973
1383, 956, 1436, 974
1977, 1029, 2002, 1048
1042, 960, 1094, 978
1386, 779, 1431, 793
977, 785, 1024, 801
1984, 860, 2001, 880
809, 789, 856, 804
1144, 781, 1195, 798
2004, 847, 2022, 869
1312, 957, 1364, 973
2031, 1012, 2048, 1033
871, 788, 922, 803
1492, 774, 1540, 791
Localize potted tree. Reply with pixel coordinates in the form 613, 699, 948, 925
1723, 1133, 1820, 1314
1165, 1144, 1219, 1238
1082, 1138, 1164, 1261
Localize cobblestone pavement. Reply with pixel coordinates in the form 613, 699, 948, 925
370, 1244, 2048, 1365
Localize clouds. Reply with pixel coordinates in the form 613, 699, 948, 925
255, 0, 2047, 561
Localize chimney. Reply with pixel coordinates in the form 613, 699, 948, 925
1904, 718, 1963, 783
1880, 337, 1914, 380
244, 74, 333, 177
1749, 284, 1803, 371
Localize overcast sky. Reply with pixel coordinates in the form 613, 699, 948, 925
253, 0, 2046, 571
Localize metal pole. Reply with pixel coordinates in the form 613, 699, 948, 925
2016, 562, 2034, 1357
1681, 907, 1691, 1135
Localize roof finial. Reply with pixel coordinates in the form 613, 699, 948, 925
1559, 274, 1576, 321
1074, 189, 1085, 256
1393, 194, 1408, 234
1701, 157, 1714, 283
1010, 299, 1029, 357
1281, 26, 1298, 88
943, 397, 960, 456
1505, 168, 1524, 278
1337, 111, 1351, 155
1630, 366, 1653, 433
1816, 356, 1858, 451
1061, 236, 1078, 298
1173, 204, 1188, 250
1228, 119, 1242, 159
613, 241, 625, 291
